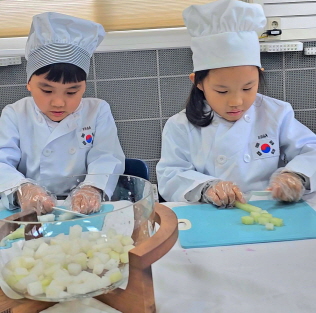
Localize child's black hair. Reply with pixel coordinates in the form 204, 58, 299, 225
31, 63, 87, 84
185, 67, 265, 127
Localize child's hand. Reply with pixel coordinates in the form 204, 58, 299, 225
268, 172, 305, 202
69, 185, 102, 214
17, 183, 56, 214
203, 181, 245, 207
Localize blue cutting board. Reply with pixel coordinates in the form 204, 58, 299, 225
173, 200, 316, 248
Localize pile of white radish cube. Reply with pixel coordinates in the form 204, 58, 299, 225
2, 225, 135, 299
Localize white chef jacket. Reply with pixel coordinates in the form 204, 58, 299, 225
0, 97, 125, 207
156, 94, 316, 202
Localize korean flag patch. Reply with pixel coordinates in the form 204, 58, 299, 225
252, 137, 280, 160
77, 129, 95, 148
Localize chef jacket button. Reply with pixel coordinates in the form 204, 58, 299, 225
69, 147, 76, 154
244, 114, 251, 122
37, 116, 43, 123
212, 120, 219, 126
217, 155, 227, 164
244, 154, 251, 163
43, 149, 52, 156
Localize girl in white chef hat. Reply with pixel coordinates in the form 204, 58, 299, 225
156, 0, 316, 206
0, 12, 125, 214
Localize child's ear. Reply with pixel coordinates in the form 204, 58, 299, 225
189, 72, 204, 91
26, 83, 31, 92
189, 73, 195, 84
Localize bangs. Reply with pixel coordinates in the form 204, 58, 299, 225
32, 63, 87, 83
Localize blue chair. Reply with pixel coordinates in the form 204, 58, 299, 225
124, 158, 150, 181
111, 158, 150, 201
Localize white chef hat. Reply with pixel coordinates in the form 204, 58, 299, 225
25, 12, 106, 81
183, 0, 267, 72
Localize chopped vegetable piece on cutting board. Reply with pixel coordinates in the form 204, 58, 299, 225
241, 216, 254, 225
235, 201, 284, 229
235, 201, 263, 213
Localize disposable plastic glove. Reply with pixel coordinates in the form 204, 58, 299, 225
268, 171, 305, 202
202, 180, 246, 207
67, 184, 102, 214
16, 183, 56, 214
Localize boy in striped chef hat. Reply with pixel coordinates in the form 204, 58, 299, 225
0, 12, 125, 214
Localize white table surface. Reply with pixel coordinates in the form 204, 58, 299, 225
152, 193, 316, 313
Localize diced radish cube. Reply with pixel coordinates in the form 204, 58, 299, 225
46, 284, 64, 298
108, 239, 123, 253
14, 267, 29, 276
104, 258, 119, 271
96, 238, 106, 245
6, 257, 22, 270
72, 253, 87, 270
87, 257, 102, 270
15, 274, 38, 292
72, 271, 92, 283
114, 234, 123, 240
29, 261, 45, 276
121, 236, 134, 246
89, 231, 102, 240
27, 281, 43, 296
37, 214, 55, 222
52, 269, 69, 280
35, 242, 49, 259
20, 257, 36, 269
41, 278, 52, 288
68, 243, 81, 256
22, 247, 35, 257
44, 264, 61, 277
123, 245, 135, 252
46, 244, 63, 255
54, 275, 73, 287
80, 239, 91, 253
69, 225, 82, 240
120, 252, 129, 264
43, 253, 66, 266
61, 241, 72, 253
100, 276, 111, 288
1, 267, 13, 279
109, 251, 120, 261
93, 263, 104, 275
24, 238, 45, 250
68, 263, 82, 276
108, 271, 123, 284
67, 283, 89, 295
94, 252, 110, 264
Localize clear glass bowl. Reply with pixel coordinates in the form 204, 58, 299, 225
0, 174, 155, 302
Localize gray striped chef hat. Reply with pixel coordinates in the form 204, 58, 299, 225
25, 12, 106, 81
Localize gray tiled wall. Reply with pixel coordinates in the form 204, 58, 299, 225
1, 42, 316, 184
